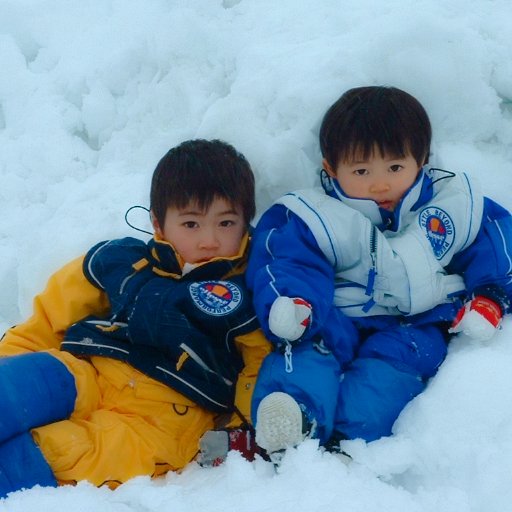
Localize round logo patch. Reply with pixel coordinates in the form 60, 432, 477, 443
418, 207, 455, 260
189, 281, 242, 316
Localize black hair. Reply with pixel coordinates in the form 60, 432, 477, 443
319, 86, 431, 169
150, 139, 255, 229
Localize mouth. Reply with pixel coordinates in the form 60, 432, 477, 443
195, 258, 213, 263
194, 255, 220, 264
377, 200, 394, 211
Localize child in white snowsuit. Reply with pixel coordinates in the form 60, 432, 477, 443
246, 86, 512, 456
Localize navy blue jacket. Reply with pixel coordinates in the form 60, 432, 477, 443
62, 236, 260, 413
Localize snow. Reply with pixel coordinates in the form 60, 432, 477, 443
1, 0, 512, 510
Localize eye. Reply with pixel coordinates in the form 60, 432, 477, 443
353, 168, 368, 176
182, 221, 199, 228
389, 164, 403, 172
220, 219, 237, 227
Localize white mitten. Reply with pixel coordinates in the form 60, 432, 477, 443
268, 296, 312, 341
449, 296, 502, 341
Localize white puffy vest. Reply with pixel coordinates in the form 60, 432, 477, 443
277, 169, 484, 317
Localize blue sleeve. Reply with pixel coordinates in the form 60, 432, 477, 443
447, 198, 512, 311
83, 237, 149, 316
246, 204, 336, 344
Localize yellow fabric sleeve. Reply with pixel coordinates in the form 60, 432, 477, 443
229, 328, 272, 426
0, 256, 111, 356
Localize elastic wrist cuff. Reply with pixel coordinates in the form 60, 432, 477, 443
472, 284, 510, 315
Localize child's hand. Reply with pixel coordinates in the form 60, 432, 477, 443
269, 296, 312, 342
449, 296, 503, 340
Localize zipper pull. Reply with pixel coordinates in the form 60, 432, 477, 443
284, 341, 293, 373
365, 267, 376, 296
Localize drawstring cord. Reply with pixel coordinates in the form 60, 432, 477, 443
124, 205, 153, 236
429, 167, 456, 186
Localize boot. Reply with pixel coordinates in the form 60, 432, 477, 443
255, 392, 314, 459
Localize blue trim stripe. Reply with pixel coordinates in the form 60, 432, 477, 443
461, 173, 475, 250
86, 241, 111, 290
495, 220, 512, 275
292, 194, 338, 268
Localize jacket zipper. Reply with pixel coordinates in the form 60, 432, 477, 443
363, 225, 378, 312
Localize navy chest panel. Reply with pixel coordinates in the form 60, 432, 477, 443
64, 237, 259, 412
128, 274, 257, 351
62, 273, 255, 412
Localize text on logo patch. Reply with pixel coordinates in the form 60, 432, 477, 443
418, 207, 455, 260
189, 281, 242, 316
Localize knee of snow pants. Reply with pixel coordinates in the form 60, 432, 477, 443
333, 325, 447, 442
251, 342, 341, 444
0, 431, 57, 498
334, 358, 425, 441
358, 324, 447, 378
0, 352, 77, 443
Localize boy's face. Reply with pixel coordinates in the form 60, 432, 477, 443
324, 149, 422, 211
152, 197, 246, 264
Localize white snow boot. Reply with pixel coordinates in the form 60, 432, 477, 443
255, 392, 310, 456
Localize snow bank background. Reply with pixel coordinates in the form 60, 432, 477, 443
1, 0, 512, 510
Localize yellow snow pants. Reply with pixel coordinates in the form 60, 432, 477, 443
32, 350, 215, 488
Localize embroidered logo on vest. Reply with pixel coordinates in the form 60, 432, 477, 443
419, 207, 455, 259
189, 281, 242, 316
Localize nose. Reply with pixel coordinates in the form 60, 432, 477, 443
369, 181, 391, 194
198, 229, 220, 249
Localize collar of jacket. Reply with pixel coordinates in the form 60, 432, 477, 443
321, 167, 436, 232
146, 232, 250, 281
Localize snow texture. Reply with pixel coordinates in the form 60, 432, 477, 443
1, 0, 512, 510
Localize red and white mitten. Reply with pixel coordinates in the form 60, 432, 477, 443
268, 296, 312, 342
449, 296, 503, 340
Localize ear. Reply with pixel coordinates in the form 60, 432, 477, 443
322, 158, 337, 178
150, 210, 163, 237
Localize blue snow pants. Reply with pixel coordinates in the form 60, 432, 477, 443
0, 352, 76, 497
252, 324, 447, 443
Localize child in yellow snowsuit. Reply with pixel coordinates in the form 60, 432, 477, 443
0, 139, 271, 496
